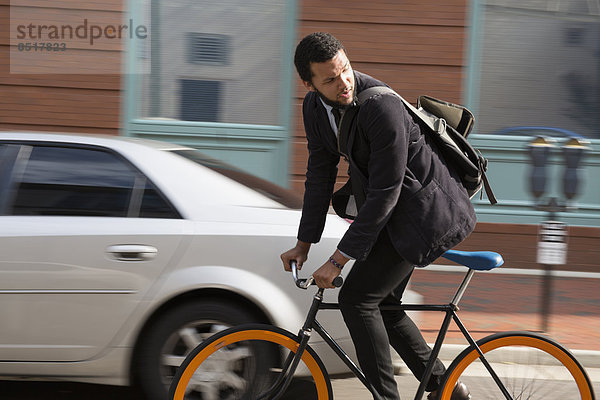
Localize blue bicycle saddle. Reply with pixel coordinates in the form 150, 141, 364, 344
442, 249, 504, 271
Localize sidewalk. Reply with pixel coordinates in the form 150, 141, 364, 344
410, 266, 600, 354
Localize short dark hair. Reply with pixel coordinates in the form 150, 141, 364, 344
294, 32, 346, 83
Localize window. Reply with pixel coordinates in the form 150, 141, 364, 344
180, 79, 222, 122
0, 144, 27, 214
564, 26, 586, 46
136, 0, 285, 125
5, 145, 179, 218
475, 0, 600, 139
125, 0, 294, 186
0, 144, 14, 190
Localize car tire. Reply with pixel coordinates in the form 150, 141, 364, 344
132, 298, 262, 400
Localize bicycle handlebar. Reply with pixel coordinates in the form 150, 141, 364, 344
290, 261, 344, 289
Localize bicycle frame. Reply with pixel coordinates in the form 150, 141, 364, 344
262, 268, 513, 400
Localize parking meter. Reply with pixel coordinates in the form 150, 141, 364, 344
525, 136, 589, 333
528, 136, 555, 199
561, 138, 589, 200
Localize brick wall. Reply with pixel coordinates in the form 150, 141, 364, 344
0, 0, 122, 135
451, 222, 600, 273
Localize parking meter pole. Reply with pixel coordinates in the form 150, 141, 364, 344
528, 137, 554, 332
540, 263, 552, 332
539, 204, 558, 333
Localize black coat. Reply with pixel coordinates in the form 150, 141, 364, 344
297, 71, 476, 266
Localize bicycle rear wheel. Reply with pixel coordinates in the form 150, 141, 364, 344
439, 331, 595, 400
169, 323, 333, 400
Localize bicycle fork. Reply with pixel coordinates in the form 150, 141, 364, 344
256, 289, 326, 400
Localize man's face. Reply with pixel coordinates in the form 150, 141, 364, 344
303, 49, 355, 108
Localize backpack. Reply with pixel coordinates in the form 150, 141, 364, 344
338, 86, 497, 205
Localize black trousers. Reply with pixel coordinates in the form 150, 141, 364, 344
338, 230, 446, 400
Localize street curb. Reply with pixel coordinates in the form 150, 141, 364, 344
393, 345, 600, 376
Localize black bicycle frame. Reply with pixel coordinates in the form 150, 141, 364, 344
261, 268, 513, 400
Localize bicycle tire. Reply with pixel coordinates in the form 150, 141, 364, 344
438, 331, 595, 400
169, 323, 333, 400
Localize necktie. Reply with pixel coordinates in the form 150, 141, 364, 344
332, 108, 342, 130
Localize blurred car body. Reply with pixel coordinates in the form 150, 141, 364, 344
0, 132, 364, 399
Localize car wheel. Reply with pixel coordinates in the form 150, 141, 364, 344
133, 298, 263, 400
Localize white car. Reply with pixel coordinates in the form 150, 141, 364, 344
0, 132, 359, 399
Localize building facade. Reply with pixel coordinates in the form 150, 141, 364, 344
2, 0, 599, 270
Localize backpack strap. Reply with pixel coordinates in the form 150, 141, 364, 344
346, 86, 498, 205
355, 87, 464, 164
480, 159, 498, 204
357, 87, 441, 134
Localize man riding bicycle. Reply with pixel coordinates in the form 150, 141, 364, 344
280, 32, 474, 400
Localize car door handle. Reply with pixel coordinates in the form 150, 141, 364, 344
106, 245, 158, 261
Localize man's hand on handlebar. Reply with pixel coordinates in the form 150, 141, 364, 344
280, 240, 311, 271
289, 260, 344, 289
312, 262, 343, 289
281, 243, 347, 289
313, 250, 349, 289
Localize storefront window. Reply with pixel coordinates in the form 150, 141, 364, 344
135, 0, 285, 126
477, 0, 600, 139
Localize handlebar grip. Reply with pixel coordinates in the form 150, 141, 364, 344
291, 260, 344, 289
296, 276, 343, 288
332, 275, 344, 287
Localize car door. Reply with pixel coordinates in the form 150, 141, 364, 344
0, 142, 189, 362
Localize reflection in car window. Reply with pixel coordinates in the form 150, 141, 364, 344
139, 180, 180, 218
169, 149, 303, 209
0, 144, 22, 215
25, 146, 136, 187
0, 145, 14, 214
10, 145, 180, 218
0, 144, 11, 189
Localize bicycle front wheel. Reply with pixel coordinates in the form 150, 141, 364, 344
169, 323, 333, 400
439, 331, 595, 400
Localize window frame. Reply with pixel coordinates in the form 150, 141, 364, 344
121, 0, 298, 188
463, 0, 600, 228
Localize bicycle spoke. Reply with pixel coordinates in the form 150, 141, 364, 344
442, 333, 594, 400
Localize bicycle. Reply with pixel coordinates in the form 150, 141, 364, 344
169, 249, 596, 399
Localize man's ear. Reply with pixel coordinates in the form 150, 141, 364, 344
302, 80, 316, 92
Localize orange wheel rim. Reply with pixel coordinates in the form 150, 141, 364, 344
440, 335, 592, 400
173, 329, 329, 399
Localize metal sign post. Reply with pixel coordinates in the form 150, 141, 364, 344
537, 220, 568, 332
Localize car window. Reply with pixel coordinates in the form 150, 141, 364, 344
0, 144, 14, 193
0, 144, 19, 213
138, 181, 180, 218
7, 144, 180, 218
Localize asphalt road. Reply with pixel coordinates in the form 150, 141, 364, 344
2, 367, 599, 399
0, 376, 397, 399
0, 380, 140, 399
